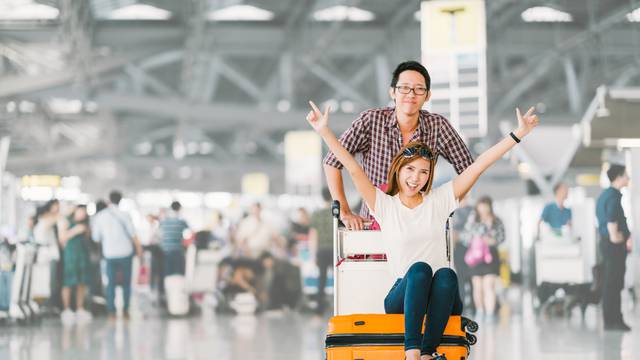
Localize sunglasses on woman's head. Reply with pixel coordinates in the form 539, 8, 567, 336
402, 146, 433, 160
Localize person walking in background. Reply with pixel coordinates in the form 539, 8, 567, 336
235, 203, 283, 258
463, 196, 505, 321
308, 187, 334, 315
57, 205, 92, 324
0, 236, 15, 312
451, 196, 475, 313
92, 191, 143, 320
538, 182, 572, 237
33, 199, 62, 312
88, 200, 108, 302
159, 201, 190, 278
288, 207, 311, 257
596, 164, 632, 331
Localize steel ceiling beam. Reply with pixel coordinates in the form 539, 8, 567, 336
493, 3, 635, 115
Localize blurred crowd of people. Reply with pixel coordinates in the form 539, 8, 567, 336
0, 187, 337, 324
0, 166, 632, 331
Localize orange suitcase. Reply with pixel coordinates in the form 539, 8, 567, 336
325, 314, 477, 360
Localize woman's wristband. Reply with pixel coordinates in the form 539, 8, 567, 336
509, 131, 521, 143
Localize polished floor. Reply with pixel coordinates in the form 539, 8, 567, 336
1, 291, 638, 360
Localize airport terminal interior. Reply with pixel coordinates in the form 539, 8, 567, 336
1, 0, 640, 359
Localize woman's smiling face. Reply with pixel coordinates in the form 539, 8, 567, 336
397, 157, 431, 196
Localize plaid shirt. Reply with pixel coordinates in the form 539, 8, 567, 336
323, 107, 473, 217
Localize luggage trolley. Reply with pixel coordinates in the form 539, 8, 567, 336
9, 240, 40, 323
325, 201, 478, 360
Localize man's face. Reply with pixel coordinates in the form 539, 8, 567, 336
555, 185, 568, 204
389, 70, 431, 116
619, 171, 630, 188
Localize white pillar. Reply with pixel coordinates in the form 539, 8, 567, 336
0, 137, 11, 227
626, 149, 640, 292
627, 148, 640, 251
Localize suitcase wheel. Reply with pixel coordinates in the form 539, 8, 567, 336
462, 317, 479, 333
466, 333, 477, 346
461, 316, 479, 333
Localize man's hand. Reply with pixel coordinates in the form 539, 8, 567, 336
136, 244, 143, 260
341, 210, 366, 231
306, 101, 330, 133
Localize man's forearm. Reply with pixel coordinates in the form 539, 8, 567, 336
607, 223, 625, 243
323, 163, 351, 213
611, 232, 625, 243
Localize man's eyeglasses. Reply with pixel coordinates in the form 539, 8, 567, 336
402, 146, 433, 160
395, 85, 428, 96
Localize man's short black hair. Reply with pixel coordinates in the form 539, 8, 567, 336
95, 199, 107, 213
390, 61, 431, 91
170, 201, 182, 211
607, 164, 626, 182
259, 251, 274, 262
109, 190, 122, 205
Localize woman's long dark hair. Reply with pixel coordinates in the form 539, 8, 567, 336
39, 199, 59, 216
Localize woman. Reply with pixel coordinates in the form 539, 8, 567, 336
58, 205, 92, 324
33, 199, 61, 310
306, 101, 538, 360
464, 196, 505, 320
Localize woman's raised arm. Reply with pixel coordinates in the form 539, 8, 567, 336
453, 107, 539, 199
306, 101, 377, 213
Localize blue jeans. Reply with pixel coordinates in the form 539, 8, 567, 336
105, 255, 133, 314
163, 250, 185, 277
384, 262, 463, 355
0, 271, 13, 310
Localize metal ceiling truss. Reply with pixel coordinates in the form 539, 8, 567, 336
1, 0, 639, 193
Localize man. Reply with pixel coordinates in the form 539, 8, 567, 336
159, 201, 190, 278
323, 61, 473, 230
596, 164, 632, 331
538, 182, 572, 237
308, 187, 335, 314
92, 190, 143, 320
235, 203, 283, 258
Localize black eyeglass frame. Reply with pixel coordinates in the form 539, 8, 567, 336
394, 85, 429, 96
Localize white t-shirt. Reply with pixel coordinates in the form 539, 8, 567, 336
235, 215, 276, 258
91, 206, 135, 259
371, 181, 459, 279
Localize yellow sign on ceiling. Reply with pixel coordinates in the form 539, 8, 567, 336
21, 175, 61, 188
242, 172, 269, 195
422, 0, 486, 50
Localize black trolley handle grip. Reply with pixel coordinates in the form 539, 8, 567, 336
332, 200, 340, 218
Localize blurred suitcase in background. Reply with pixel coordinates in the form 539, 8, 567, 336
164, 275, 189, 316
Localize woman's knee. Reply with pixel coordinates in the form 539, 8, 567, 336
483, 275, 496, 289
433, 268, 459, 290
406, 262, 433, 282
